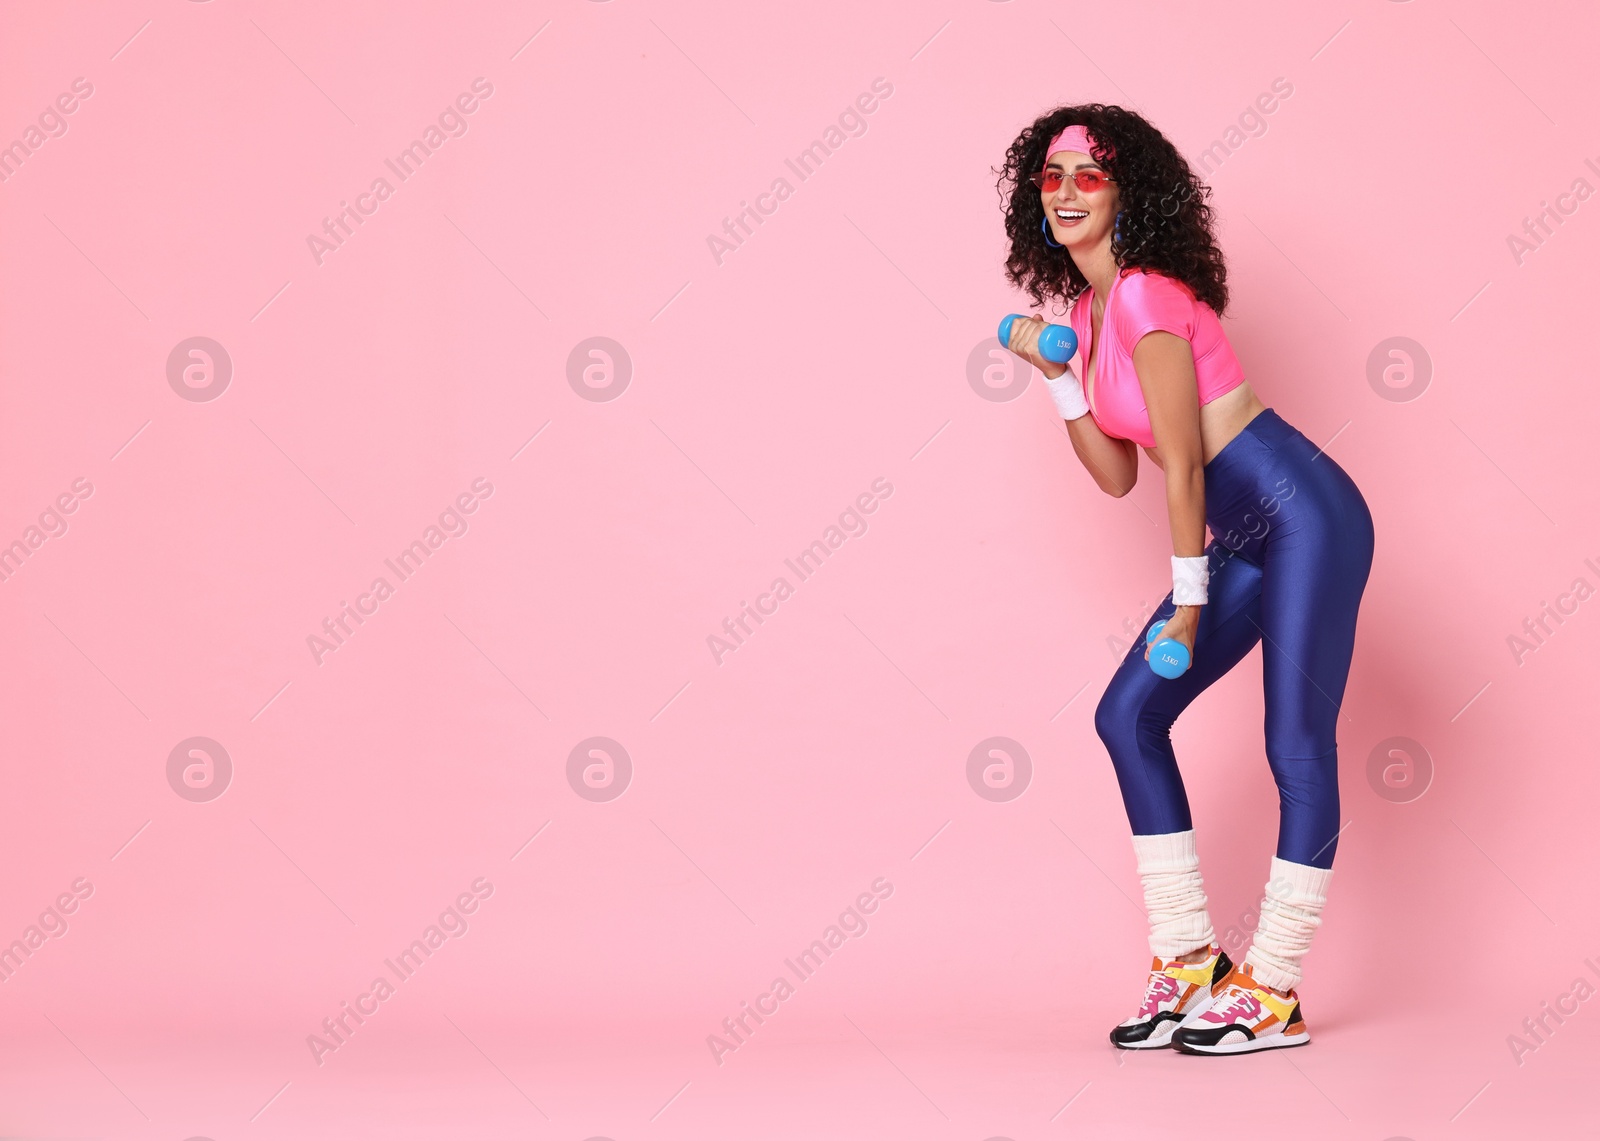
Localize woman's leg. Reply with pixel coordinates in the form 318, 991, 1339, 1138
1095, 544, 1266, 956
1099, 545, 1268, 1047
1096, 543, 1266, 838
1242, 441, 1376, 992
1254, 462, 1376, 869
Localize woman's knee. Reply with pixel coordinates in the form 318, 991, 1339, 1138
1095, 669, 1172, 757
1093, 686, 1123, 749
1264, 709, 1333, 762
1094, 675, 1142, 751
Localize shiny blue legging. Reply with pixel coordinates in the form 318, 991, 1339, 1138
1094, 407, 1375, 869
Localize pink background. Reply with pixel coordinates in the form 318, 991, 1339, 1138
2, 0, 1597, 1136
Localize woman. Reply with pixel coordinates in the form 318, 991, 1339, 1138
996, 105, 1375, 1055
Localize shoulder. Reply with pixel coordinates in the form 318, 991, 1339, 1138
1117, 268, 1196, 306
1112, 269, 1199, 345
1116, 268, 1198, 315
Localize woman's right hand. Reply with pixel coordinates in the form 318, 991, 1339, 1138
1004, 313, 1069, 379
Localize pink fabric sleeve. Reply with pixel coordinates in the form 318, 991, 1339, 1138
1113, 271, 1196, 348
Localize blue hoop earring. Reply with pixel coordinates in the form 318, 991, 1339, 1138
1114, 210, 1124, 245
1041, 216, 1063, 248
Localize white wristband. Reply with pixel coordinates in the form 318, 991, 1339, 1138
1172, 555, 1209, 605
1043, 367, 1091, 420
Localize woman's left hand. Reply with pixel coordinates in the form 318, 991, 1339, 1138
1145, 605, 1200, 662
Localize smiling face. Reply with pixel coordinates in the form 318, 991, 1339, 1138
1041, 149, 1120, 251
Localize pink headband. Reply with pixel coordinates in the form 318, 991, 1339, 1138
1046, 123, 1110, 162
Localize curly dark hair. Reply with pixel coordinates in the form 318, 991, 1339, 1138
994, 103, 1229, 318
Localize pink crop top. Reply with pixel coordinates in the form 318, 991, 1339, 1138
1068, 268, 1246, 449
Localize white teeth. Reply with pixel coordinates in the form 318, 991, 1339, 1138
1057, 210, 1088, 219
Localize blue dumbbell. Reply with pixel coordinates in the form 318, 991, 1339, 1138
998, 314, 1078, 363
1145, 619, 1192, 679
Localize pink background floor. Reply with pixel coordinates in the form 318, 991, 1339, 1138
2, 0, 1597, 1137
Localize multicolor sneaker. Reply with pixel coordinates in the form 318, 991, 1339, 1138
1109, 944, 1234, 1049
1171, 960, 1310, 1054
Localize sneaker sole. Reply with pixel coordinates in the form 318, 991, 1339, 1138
1173, 1030, 1311, 1055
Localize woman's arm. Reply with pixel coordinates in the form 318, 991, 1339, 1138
1133, 330, 1207, 652
1133, 331, 1206, 557
1040, 361, 1140, 496
1005, 314, 1140, 497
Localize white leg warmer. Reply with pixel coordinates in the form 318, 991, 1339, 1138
1130, 830, 1216, 958
1243, 857, 1334, 992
